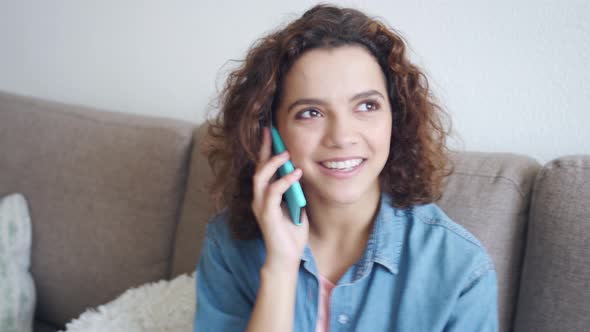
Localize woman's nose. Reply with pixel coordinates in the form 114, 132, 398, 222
323, 116, 358, 148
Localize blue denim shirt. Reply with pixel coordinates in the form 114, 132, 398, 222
194, 193, 498, 331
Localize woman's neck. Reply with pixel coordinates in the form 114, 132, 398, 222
306, 187, 381, 246
305, 186, 382, 282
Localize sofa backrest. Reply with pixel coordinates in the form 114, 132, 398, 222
514, 155, 590, 331
0, 91, 194, 327
4, 90, 588, 331
435, 151, 540, 332
171, 124, 216, 277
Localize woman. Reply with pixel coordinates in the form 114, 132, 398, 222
195, 4, 498, 331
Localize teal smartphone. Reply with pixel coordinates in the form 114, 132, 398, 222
270, 126, 307, 225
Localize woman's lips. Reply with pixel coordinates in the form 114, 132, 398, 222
317, 159, 366, 179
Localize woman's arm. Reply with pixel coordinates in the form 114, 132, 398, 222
195, 127, 309, 332
246, 127, 310, 331
245, 264, 299, 331
444, 265, 499, 331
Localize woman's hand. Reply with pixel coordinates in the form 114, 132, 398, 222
251, 127, 309, 275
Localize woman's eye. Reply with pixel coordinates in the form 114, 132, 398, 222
297, 109, 322, 119
358, 100, 380, 112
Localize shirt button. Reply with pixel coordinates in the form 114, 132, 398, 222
337, 314, 350, 324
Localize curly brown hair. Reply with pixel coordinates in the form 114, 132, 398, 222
203, 4, 454, 240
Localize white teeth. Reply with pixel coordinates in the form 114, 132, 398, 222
321, 158, 363, 170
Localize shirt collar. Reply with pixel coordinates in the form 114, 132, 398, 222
300, 192, 407, 276
371, 192, 406, 275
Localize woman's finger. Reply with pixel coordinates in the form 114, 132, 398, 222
253, 151, 289, 198
265, 168, 303, 207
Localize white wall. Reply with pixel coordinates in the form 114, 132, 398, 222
1, 0, 588, 163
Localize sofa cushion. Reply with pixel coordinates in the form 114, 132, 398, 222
0, 91, 194, 327
436, 151, 540, 332
514, 155, 590, 331
34, 319, 59, 332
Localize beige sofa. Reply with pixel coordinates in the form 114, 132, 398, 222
1, 90, 588, 332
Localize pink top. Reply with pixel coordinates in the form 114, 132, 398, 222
315, 274, 336, 332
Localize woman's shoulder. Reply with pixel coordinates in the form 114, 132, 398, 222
404, 202, 495, 272
198, 209, 264, 306
204, 208, 233, 244
410, 203, 485, 248
204, 208, 264, 260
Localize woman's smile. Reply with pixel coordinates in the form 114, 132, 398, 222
317, 158, 367, 178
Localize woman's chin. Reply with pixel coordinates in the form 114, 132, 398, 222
308, 187, 367, 206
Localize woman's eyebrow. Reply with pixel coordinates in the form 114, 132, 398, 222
350, 89, 385, 102
286, 89, 385, 113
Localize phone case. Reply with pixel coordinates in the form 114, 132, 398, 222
270, 126, 307, 225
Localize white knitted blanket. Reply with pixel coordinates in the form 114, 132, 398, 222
0, 193, 35, 332
60, 273, 196, 332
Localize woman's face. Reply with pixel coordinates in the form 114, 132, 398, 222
275, 45, 392, 206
